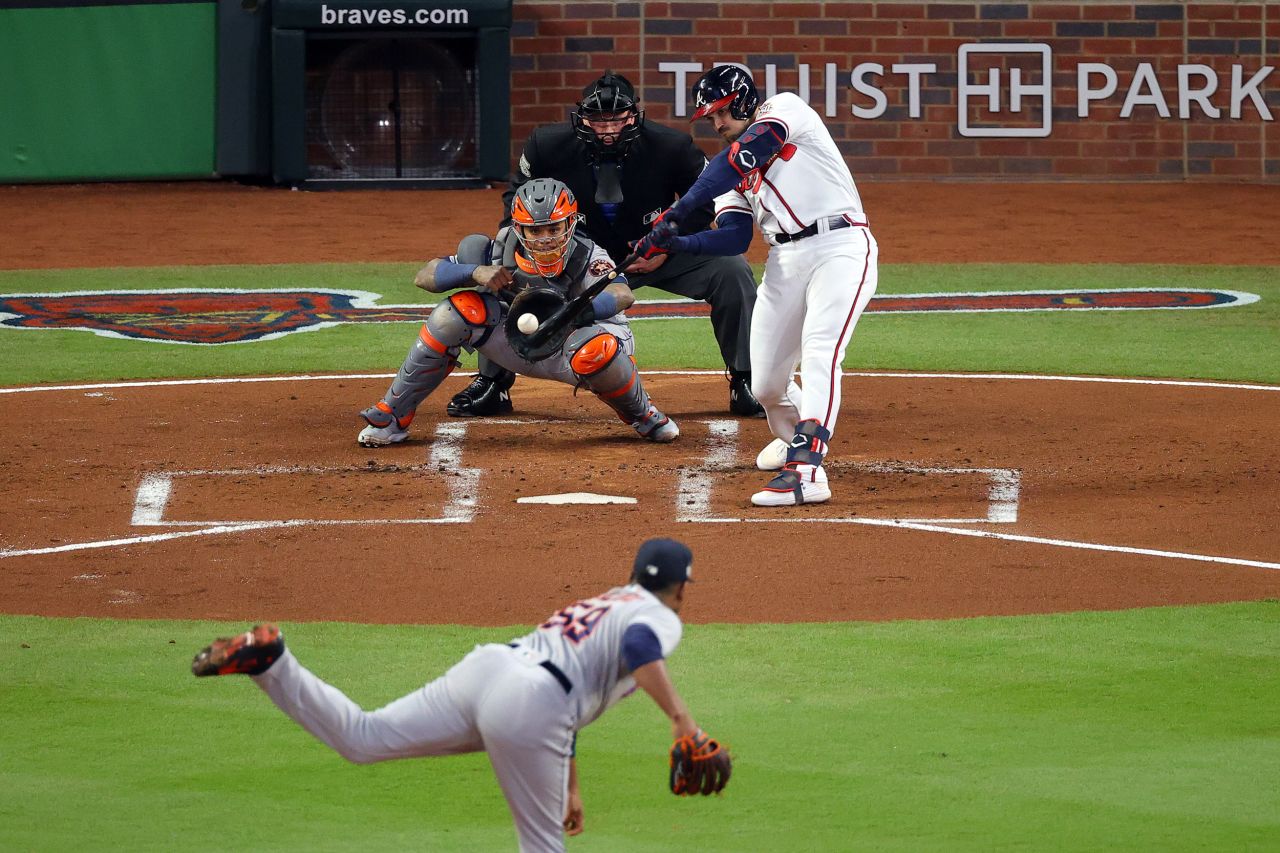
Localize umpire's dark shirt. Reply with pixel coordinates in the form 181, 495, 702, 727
502, 121, 716, 265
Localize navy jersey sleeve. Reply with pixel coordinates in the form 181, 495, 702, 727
621, 622, 664, 671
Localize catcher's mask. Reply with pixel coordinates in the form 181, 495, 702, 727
511, 178, 579, 278
690, 64, 759, 122
573, 71, 644, 161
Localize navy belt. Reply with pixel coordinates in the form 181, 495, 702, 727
774, 215, 862, 244
508, 643, 572, 694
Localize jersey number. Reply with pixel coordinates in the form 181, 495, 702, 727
540, 601, 613, 644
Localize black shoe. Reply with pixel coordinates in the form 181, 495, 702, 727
447, 373, 515, 417
728, 372, 765, 417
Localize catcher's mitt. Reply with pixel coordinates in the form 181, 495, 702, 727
504, 284, 593, 361
669, 729, 731, 796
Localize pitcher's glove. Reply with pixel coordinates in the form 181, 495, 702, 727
669, 729, 732, 796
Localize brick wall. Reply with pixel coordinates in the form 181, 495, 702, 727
508, 1, 1278, 181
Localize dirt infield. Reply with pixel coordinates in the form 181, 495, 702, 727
4, 180, 1280, 270
1, 181, 1278, 624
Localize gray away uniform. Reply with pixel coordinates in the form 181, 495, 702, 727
251, 584, 683, 852
360, 229, 674, 440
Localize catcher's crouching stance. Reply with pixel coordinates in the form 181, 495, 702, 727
358, 178, 678, 447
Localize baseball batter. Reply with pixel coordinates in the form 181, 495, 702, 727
357, 177, 678, 447
192, 539, 731, 853
636, 65, 879, 506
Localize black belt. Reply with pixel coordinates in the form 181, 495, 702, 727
508, 643, 572, 694
773, 215, 862, 244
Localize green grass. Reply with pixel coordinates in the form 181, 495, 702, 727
2, 259, 1277, 850
1, 262, 1276, 385
2, 605, 1278, 851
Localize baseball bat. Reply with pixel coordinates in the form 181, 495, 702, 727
523, 247, 644, 347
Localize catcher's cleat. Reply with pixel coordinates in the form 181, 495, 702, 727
727, 372, 765, 417
192, 624, 284, 677
357, 402, 413, 447
751, 464, 831, 507
755, 437, 788, 471
632, 406, 680, 442
447, 372, 515, 418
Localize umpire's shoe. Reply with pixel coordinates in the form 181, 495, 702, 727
447, 370, 515, 417
728, 371, 765, 417
192, 624, 284, 677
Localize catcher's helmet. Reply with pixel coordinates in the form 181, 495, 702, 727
690, 65, 759, 122
573, 71, 644, 160
511, 178, 579, 278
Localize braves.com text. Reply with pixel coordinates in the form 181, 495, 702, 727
319, 5, 469, 26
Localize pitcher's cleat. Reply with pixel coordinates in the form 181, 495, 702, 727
192, 624, 284, 677
751, 465, 831, 507
358, 402, 413, 447
755, 437, 789, 471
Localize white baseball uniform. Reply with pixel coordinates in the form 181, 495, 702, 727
713, 91, 879, 456
251, 584, 682, 853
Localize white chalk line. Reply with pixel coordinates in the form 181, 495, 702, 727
2, 370, 1278, 395
683, 515, 1280, 572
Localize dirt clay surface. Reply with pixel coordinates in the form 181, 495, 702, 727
1, 181, 1278, 624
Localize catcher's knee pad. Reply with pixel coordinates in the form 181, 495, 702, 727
567, 330, 620, 377
567, 327, 650, 418
427, 293, 499, 348
447, 290, 492, 326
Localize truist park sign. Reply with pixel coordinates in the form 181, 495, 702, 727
661, 46, 1274, 138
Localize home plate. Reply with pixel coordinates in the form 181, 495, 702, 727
516, 492, 638, 505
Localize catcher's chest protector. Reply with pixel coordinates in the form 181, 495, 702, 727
509, 236, 594, 295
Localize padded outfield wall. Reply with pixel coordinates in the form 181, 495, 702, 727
1, 1, 1275, 183
0, 0, 216, 182
508, 0, 1280, 182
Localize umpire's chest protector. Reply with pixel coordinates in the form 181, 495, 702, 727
527, 124, 708, 261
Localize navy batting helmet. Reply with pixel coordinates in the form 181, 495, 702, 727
690, 65, 759, 122
573, 71, 645, 160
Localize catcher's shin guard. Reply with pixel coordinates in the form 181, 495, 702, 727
566, 328, 678, 441
372, 296, 492, 421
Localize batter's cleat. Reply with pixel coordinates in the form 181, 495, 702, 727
756, 437, 789, 471
192, 624, 284, 677
751, 464, 831, 507
632, 406, 680, 442
728, 371, 765, 417
357, 402, 414, 447
447, 373, 515, 418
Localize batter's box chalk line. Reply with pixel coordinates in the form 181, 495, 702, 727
677, 419, 1020, 525
674, 420, 1280, 573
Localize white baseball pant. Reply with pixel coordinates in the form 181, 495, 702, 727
253, 643, 577, 853
750, 226, 879, 445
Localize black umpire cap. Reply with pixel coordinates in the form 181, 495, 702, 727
631, 538, 694, 590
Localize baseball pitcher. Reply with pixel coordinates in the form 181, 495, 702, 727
635, 65, 880, 506
192, 539, 731, 853
357, 177, 678, 447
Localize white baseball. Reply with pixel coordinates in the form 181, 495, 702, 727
516, 312, 539, 334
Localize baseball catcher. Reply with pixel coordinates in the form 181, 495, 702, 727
357, 177, 679, 446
